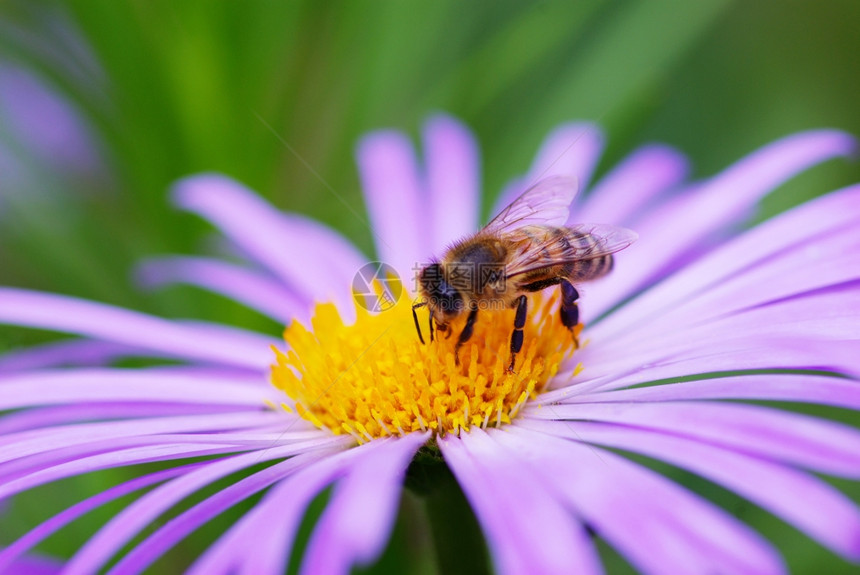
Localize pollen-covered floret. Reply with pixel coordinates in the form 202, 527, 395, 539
271, 291, 580, 441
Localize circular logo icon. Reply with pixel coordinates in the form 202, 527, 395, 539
352, 262, 402, 312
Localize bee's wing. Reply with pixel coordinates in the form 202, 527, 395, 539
505, 224, 638, 279
483, 176, 579, 234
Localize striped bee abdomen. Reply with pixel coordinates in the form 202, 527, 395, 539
564, 228, 615, 282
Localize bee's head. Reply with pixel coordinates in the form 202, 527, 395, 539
418, 263, 465, 323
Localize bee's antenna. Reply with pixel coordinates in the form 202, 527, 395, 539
412, 300, 427, 345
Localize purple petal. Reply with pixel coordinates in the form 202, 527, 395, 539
0, 423, 324, 488
184, 506, 263, 575
0, 466, 195, 571
587, 183, 860, 339
0, 444, 244, 501
0, 64, 101, 174
674, 229, 860, 322
0, 368, 268, 411
559, 374, 860, 409
583, 288, 860, 383
137, 256, 308, 324
104, 449, 346, 575
573, 280, 860, 390
439, 430, 603, 575
633, 250, 860, 342
0, 404, 244, 436
356, 131, 427, 279
496, 426, 785, 575
584, 131, 858, 322
0, 427, 303, 490
527, 122, 604, 186
182, 513, 257, 575
531, 419, 860, 559
574, 144, 688, 225
0, 288, 277, 369
116, 456, 321, 575
706, 287, 860, 340
189, 441, 384, 575
0, 552, 62, 575
559, 339, 860, 396
490, 123, 603, 217
423, 115, 481, 252
63, 441, 349, 575
0, 339, 144, 372
523, 401, 860, 477
600, 186, 860, 338
0, 411, 287, 465
176, 318, 284, 352
172, 174, 365, 309
301, 433, 428, 574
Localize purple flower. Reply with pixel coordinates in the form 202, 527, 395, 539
1, 114, 860, 574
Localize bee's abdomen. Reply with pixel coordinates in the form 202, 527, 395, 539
509, 225, 616, 286
561, 228, 614, 282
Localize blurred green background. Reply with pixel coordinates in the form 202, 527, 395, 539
1, 1, 859, 573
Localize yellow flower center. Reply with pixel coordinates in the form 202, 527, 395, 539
269, 291, 580, 442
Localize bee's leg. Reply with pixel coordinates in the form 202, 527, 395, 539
454, 307, 479, 366
560, 280, 580, 345
412, 301, 427, 345
508, 294, 528, 373
428, 313, 435, 342
559, 281, 579, 328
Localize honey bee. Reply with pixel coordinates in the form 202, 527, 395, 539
412, 176, 637, 371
